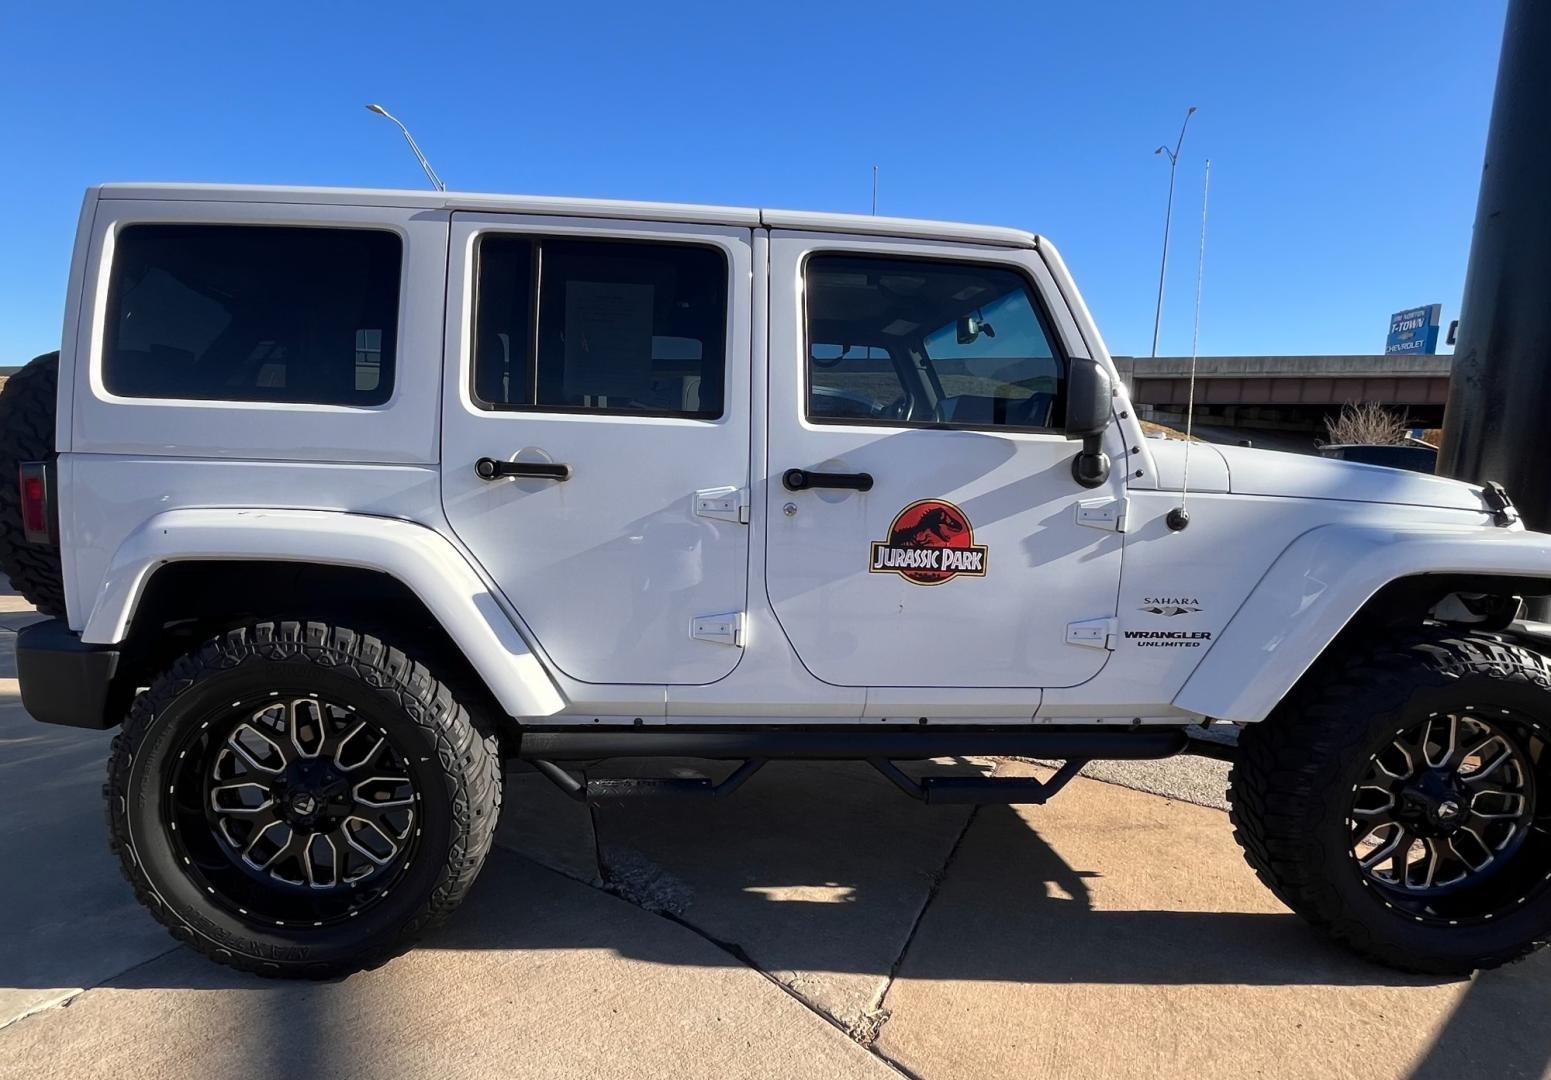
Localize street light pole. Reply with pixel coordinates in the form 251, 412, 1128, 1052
1150, 106, 1198, 358
1438, 0, 1551, 543
364, 103, 446, 192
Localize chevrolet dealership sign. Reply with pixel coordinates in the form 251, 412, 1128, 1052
1386, 304, 1442, 355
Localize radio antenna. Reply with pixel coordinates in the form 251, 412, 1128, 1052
1166, 157, 1210, 532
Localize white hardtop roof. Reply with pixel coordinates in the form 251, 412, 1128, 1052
95, 183, 1040, 249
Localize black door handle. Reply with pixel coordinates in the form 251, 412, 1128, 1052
476, 457, 572, 482
783, 468, 874, 492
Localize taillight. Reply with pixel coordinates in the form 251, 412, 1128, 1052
18, 462, 51, 545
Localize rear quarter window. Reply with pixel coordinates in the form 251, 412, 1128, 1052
102, 224, 402, 406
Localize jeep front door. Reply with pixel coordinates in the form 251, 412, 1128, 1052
441, 213, 752, 686
764, 232, 1126, 688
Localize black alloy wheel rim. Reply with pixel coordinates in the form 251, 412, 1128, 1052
1349, 707, 1550, 924
163, 692, 421, 928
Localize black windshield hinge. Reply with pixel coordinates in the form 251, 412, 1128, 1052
1482, 482, 1519, 527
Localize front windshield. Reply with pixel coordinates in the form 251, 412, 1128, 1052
921, 287, 1058, 411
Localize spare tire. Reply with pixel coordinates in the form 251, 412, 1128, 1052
0, 352, 66, 617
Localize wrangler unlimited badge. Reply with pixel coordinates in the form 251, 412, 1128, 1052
869, 499, 988, 586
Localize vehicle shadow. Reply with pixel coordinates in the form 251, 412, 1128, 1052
81, 762, 1487, 992
8, 749, 1551, 1080
1405, 960, 1551, 1080
570, 782, 1448, 990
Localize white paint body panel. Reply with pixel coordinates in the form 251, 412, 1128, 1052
60, 456, 443, 626
1175, 521, 1549, 723
94, 183, 1034, 248
438, 213, 754, 687
1214, 443, 1485, 511
665, 231, 866, 720
49, 183, 1541, 731
1143, 438, 1229, 494
1042, 491, 1498, 721
79, 507, 565, 718
762, 230, 1127, 689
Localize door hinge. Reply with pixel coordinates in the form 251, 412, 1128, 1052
1066, 617, 1118, 650
692, 612, 746, 648
1075, 496, 1127, 533
695, 486, 750, 525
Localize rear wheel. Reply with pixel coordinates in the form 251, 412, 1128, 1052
107, 620, 502, 977
1230, 632, 1551, 974
0, 352, 65, 616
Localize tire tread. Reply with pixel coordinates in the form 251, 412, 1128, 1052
105, 620, 502, 979
1230, 628, 1551, 974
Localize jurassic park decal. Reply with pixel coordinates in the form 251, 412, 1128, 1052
869, 499, 988, 586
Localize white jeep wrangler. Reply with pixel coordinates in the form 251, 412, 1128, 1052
4, 183, 1549, 979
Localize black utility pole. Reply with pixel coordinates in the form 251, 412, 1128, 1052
1438, 0, 1551, 532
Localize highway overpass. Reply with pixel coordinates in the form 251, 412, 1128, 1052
1113, 354, 1452, 433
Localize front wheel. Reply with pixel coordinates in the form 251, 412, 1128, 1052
1230, 632, 1551, 974
107, 621, 502, 978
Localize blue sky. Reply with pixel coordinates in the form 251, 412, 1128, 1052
0, 0, 1506, 363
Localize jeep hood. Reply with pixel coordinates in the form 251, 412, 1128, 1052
1213, 443, 1487, 512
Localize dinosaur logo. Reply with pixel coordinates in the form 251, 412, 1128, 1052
869, 499, 988, 586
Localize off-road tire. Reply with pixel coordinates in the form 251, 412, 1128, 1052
1230, 631, 1551, 975
106, 620, 502, 978
0, 352, 65, 616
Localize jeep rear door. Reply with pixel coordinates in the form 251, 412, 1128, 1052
440, 213, 752, 686
764, 230, 1125, 689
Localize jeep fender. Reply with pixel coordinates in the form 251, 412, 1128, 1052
1174, 523, 1551, 724
81, 508, 566, 718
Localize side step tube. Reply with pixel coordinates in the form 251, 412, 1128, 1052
517, 728, 1189, 762
869, 758, 1089, 805
521, 727, 1200, 806
530, 758, 767, 804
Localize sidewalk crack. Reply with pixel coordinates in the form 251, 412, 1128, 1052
865, 808, 981, 1039
588, 799, 929, 1078
577, 762, 998, 1078
856, 762, 993, 1055
0, 942, 184, 1032
649, 906, 927, 1080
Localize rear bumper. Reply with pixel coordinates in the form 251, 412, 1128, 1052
15, 619, 121, 729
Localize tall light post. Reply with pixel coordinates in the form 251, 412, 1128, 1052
1150, 106, 1197, 357
365, 104, 446, 192
1439, 0, 1551, 550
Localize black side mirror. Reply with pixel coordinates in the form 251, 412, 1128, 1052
1065, 357, 1113, 488
1065, 357, 1112, 439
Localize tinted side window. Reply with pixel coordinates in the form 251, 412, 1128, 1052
473, 235, 727, 418
805, 254, 1064, 429
104, 225, 402, 405
808, 345, 897, 422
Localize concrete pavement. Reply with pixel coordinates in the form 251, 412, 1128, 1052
0, 853, 895, 1080
508, 756, 993, 1034
0, 621, 175, 1029
875, 761, 1551, 1080
3, 577, 1549, 1079
0, 614, 892, 1079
